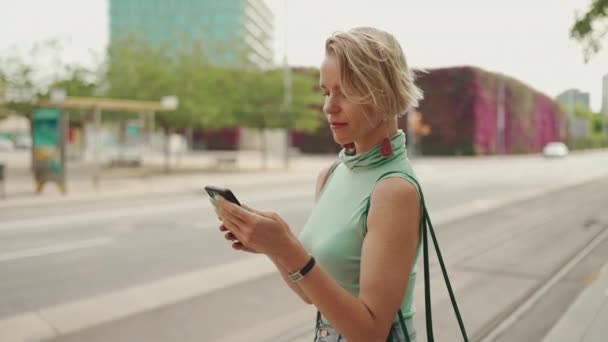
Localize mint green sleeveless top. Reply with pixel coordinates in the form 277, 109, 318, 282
298, 130, 422, 324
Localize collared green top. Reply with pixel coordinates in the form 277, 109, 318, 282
299, 129, 422, 324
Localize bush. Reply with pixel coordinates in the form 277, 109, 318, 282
569, 135, 608, 150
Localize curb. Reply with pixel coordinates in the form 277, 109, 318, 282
0, 256, 277, 342
0, 172, 318, 210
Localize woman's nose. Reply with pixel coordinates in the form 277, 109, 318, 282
323, 96, 340, 115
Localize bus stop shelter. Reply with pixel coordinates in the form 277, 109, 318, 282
32, 95, 177, 194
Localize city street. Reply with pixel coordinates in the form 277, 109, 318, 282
1, 149, 608, 341
2, 1, 607, 340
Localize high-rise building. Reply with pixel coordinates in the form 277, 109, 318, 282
109, 0, 274, 69
556, 88, 591, 112
602, 74, 608, 116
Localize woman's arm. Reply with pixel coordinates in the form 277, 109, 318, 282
276, 177, 420, 341
270, 255, 312, 304
272, 164, 333, 305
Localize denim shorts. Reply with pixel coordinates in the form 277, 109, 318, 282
313, 316, 417, 342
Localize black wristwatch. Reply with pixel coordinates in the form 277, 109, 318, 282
288, 255, 316, 282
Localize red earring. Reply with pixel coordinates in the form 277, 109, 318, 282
380, 137, 393, 157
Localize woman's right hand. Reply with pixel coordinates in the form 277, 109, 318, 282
213, 198, 265, 254
219, 221, 261, 254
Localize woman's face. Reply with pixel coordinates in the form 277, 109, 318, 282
320, 55, 382, 146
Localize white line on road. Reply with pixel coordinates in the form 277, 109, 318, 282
0, 238, 114, 263
481, 227, 608, 342
0, 255, 277, 342
0, 188, 313, 233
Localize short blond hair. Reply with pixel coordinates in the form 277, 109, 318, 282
325, 27, 423, 119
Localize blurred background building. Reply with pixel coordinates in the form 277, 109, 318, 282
109, 0, 274, 69
108, 0, 277, 152
557, 88, 591, 110
292, 66, 568, 155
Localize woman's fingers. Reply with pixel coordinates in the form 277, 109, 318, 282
221, 215, 248, 243
243, 206, 284, 227
243, 205, 273, 218
218, 206, 247, 229
232, 241, 255, 253
217, 197, 256, 223
215, 199, 255, 253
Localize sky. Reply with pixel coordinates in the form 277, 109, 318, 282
0, 0, 606, 111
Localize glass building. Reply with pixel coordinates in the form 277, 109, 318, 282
557, 88, 591, 111
109, 0, 274, 69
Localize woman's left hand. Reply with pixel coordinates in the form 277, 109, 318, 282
214, 196, 300, 260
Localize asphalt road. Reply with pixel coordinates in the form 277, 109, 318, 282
1, 150, 608, 341
46, 174, 608, 342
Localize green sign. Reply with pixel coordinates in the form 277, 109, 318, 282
127, 123, 139, 137
32, 108, 66, 192
33, 108, 60, 147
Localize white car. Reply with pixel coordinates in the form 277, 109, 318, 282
542, 142, 569, 158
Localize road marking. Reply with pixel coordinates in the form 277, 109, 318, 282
0, 238, 113, 263
0, 313, 57, 342
0, 255, 277, 340
481, 227, 608, 342
0, 188, 312, 232
0, 202, 213, 232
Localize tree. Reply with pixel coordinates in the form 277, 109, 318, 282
227, 68, 322, 168
0, 54, 41, 120
0, 39, 97, 120
104, 36, 323, 133
0, 73, 8, 120
48, 66, 98, 98
287, 69, 325, 133
102, 35, 324, 171
572, 104, 605, 134
227, 68, 322, 132
571, 0, 608, 62
104, 35, 247, 130
102, 35, 178, 124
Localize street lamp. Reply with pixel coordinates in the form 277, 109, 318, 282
281, 0, 291, 171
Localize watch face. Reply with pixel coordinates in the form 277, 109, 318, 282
289, 256, 315, 282
289, 272, 304, 282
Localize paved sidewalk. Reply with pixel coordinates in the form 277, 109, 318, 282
542, 260, 608, 342
0, 150, 334, 209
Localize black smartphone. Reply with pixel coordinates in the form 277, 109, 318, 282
204, 185, 241, 206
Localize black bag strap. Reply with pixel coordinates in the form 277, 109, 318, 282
391, 173, 469, 342
397, 309, 411, 342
